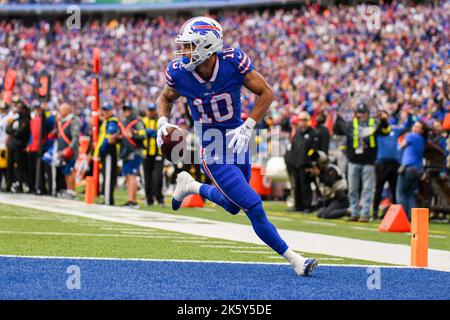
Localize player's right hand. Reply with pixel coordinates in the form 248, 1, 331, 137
157, 116, 180, 148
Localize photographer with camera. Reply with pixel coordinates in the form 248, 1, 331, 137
309, 152, 350, 220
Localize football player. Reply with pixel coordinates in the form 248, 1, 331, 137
156, 17, 317, 276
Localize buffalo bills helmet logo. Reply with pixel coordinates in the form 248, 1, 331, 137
190, 21, 221, 38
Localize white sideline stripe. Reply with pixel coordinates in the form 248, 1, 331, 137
1, 194, 449, 272
0, 254, 401, 268
0, 230, 207, 240
2, 254, 441, 271
0, 254, 288, 265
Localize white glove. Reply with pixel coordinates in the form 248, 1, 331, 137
157, 117, 180, 148
226, 118, 256, 154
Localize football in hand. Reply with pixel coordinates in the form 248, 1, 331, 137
160, 127, 187, 163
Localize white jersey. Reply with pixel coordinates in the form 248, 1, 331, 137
0, 111, 14, 149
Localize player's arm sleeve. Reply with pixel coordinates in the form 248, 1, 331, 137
230, 48, 254, 78
165, 61, 179, 89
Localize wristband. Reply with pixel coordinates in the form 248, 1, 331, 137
244, 117, 256, 129
157, 116, 168, 128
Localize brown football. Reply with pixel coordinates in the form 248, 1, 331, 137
160, 127, 187, 163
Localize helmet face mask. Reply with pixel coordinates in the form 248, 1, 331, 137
174, 17, 223, 72
174, 41, 203, 71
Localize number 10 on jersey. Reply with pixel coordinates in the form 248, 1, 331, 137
193, 93, 234, 124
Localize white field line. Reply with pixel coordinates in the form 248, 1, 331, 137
301, 220, 338, 226
197, 208, 217, 212
100, 227, 160, 231
0, 254, 291, 265
230, 250, 272, 254
0, 230, 207, 240
267, 256, 344, 261
170, 240, 236, 244
78, 223, 119, 227
429, 235, 447, 239
1, 194, 450, 271
200, 245, 267, 249
267, 216, 292, 221
119, 231, 175, 235
0, 216, 57, 221
350, 226, 379, 232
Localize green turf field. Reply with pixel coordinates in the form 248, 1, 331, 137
84, 189, 450, 251
0, 203, 385, 265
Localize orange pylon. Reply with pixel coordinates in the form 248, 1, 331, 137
411, 208, 429, 268
84, 176, 95, 204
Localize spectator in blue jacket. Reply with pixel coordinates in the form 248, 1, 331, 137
396, 121, 428, 220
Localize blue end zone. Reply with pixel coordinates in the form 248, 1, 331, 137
0, 257, 449, 300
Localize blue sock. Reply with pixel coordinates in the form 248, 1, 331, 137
245, 203, 288, 255
200, 185, 288, 255
200, 184, 240, 215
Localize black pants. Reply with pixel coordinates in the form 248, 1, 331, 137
0, 169, 6, 191
143, 155, 164, 205
40, 161, 53, 194
101, 153, 117, 206
292, 168, 314, 211
373, 160, 399, 218
317, 190, 350, 219
41, 161, 55, 195
27, 151, 47, 194
6, 148, 29, 192
0, 148, 6, 191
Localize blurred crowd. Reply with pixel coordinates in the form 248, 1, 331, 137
1, 2, 449, 125
0, 1, 82, 4
0, 1, 449, 217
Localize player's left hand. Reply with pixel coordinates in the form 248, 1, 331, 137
226, 118, 256, 154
